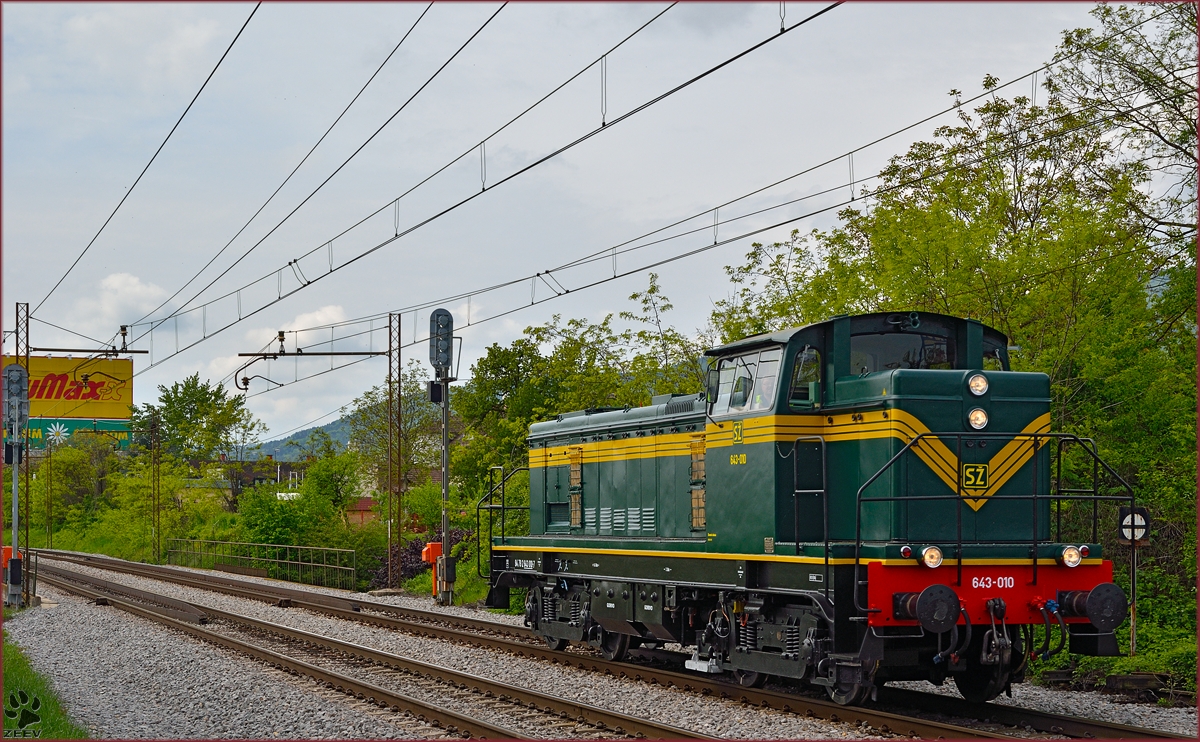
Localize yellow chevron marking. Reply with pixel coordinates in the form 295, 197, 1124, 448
529, 409, 1051, 511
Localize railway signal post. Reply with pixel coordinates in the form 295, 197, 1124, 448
429, 308, 455, 605
4, 362, 29, 607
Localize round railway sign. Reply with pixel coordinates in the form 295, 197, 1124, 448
1117, 506, 1149, 546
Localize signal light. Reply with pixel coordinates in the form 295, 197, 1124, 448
1079, 545, 1090, 557
968, 407, 988, 429
1060, 545, 1082, 568
899, 545, 912, 558
921, 546, 943, 568
968, 373, 988, 396
429, 308, 454, 374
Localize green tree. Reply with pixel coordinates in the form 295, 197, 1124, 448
300, 447, 362, 512
131, 374, 266, 463
454, 277, 706, 493
342, 359, 441, 517
1048, 2, 1197, 237
708, 69, 1195, 662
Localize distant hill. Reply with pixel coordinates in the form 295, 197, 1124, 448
256, 418, 350, 461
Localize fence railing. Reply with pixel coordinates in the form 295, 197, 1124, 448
166, 539, 356, 591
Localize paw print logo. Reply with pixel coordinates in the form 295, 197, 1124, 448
4, 690, 41, 729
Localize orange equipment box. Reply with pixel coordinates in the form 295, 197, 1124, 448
421, 542, 443, 596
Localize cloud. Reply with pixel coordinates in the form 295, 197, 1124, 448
69, 272, 168, 340
60, 6, 224, 94
243, 304, 348, 349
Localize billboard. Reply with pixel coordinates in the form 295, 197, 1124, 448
1, 355, 134, 420
3, 418, 131, 450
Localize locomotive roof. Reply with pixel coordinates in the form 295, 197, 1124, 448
703, 311, 1007, 356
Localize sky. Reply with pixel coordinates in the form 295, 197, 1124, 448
2, 1, 1102, 440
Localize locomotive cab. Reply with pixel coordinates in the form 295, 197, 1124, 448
485, 311, 1135, 705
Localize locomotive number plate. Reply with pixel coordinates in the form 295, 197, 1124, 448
729, 453, 747, 465
971, 575, 1016, 589
961, 463, 989, 487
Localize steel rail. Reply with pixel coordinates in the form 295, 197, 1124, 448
36, 550, 530, 637
37, 571, 524, 739
38, 554, 1011, 740
37, 562, 209, 624
45, 551, 1185, 740
193, 602, 711, 739
876, 687, 1192, 740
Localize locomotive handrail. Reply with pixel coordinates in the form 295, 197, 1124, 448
790, 435, 830, 599
475, 465, 530, 578
851, 431, 1136, 619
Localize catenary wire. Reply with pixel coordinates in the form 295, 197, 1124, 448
130, 2, 434, 328
128, 0, 1166, 359
131, 1, 1171, 374
269, 82, 1174, 346
136, 3, 676, 336
127, 2, 836, 347
172, 89, 1188, 380
140, 0, 1169, 332
33, 2, 262, 315
153, 2, 508, 329
33, 2, 1169, 362
234, 91, 1188, 398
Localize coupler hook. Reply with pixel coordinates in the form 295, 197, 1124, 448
981, 598, 1011, 665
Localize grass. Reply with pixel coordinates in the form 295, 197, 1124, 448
2, 627, 89, 739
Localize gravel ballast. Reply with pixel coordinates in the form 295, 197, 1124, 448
16, 555, 1197, 738
3, 584, 438, 739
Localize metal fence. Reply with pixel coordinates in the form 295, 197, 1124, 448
166, 539, 357, 591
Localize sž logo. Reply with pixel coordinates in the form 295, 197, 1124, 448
4, 690, 42, 738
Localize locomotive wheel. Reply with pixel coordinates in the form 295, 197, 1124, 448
732, 669, 767, 688
599, 631, 631, 661
826, 682, 868, 706
953, 664, 1008, 704
543, 635, 568, 651
952, 627, 1014, 703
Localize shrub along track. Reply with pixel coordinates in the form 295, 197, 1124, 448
35, 550, 1188, 740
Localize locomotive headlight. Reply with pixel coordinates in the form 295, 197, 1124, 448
968, 373, 989, 396
968, 408, 988, 429
1060, 545, 1083, 568
921, 546, 944, 569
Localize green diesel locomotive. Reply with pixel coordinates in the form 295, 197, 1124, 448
481, 311, 1132, 704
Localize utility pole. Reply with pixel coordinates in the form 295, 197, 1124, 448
387, 313, 401, 589
429, 309, 455, 605
150, 413, 161, 563
16, 303, 30, 607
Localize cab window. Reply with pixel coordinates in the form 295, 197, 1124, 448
850, 332, 955, 374
982, 338, 1009, 371
789, 347, 821, 403
714, 347, 782, 414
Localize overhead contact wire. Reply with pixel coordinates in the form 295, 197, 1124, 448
159, 2, 508, 325
131, 2, 434, 328
33, 2, 262, 315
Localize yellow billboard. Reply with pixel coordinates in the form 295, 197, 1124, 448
2, 355, 134, 420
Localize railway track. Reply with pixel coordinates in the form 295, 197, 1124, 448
35, 550, 1190, 740
37, 565, 708, 740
